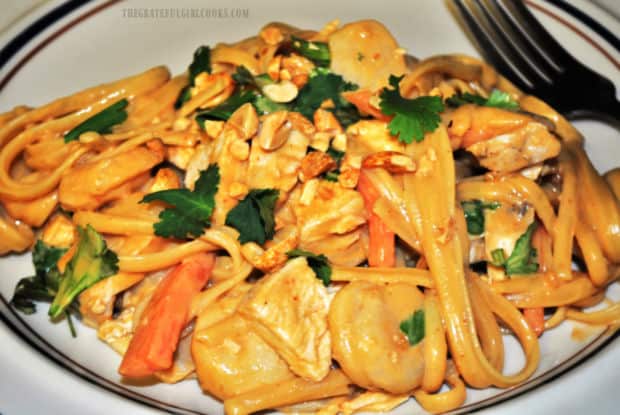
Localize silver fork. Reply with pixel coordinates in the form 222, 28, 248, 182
450, 0, 620, 123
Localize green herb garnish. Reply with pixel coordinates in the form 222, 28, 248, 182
141, 164, 220, 239
195, 90, 256, 127
175, 46, 212, 109
286, 249, 331, 286
293, 69, 360, 127
225, 189, 279, 245
379, 75, 444, 143
11, 241, 67, 315
48, 225, 119, 319
64, 99, 128, 142
400, 309, 425, 346
254, 94, 288, 115
461, 200, 500, 235
291, 36, 330, 67
446, 89, 519, 110
489, 222, 539, 275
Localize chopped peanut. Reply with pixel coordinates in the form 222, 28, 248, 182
202, 120, 225, 139
260, 26, 284, 45
299, 178, 320, 206
228, 103, 259, 140
258, 111, 290, 150
262, 81, 299, 103
267, 55, 282, 82
362, 151, 416, 173
299, 151, 337, 182
229, 139, 250, 161
314, 109, 343, 134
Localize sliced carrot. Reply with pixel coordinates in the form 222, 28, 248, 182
358, 171, 395, 267
342, 90, 392, 122
118, 253, 215, 378
56, 240, 78, 274
523, 307, 545, 337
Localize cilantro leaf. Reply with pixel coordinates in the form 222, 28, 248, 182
485, 90, 519, 110
286, 249, 332, 286
64, 99, 128, 142
400, 309, 425, 346
326, 147, 344, 164
141, 165, 220, 239
225, 189, 279, 244
490, 248, 508, 267
461, 200, 500, 235
11, 232, 116, 336
10, 241, 66, 314
293, 70, 360, 127
188, 46, 212, 82
488, 222, 538, 275
445, 92, 486, 107
446, 89, 519, 110
49, 225, 118, 319
254, 94, 288, 115
232, 66, 274, 90
195, 90, 256, 127
175, 45, 211, 109
174, 86, 192, 109
323, 171, 339, 182
505, 222, 538, 275
291, 36, 330, 67
379, 75, 444, 143
232, 65, 255, 86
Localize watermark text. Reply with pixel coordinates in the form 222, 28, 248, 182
121, 7, 249, 19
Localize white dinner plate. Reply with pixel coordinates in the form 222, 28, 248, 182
0, 0, 619, 414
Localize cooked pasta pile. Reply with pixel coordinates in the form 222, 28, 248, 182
2, 19, 620, 415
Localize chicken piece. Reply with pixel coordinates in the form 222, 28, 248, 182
346, 120, 405, 157
58, 146, 163, 210
274, 186, 301, 229
211, 123, 249, 225
0, 213, 34, 255
238, 257, 331, 381
466, 122, 561, 173
98, 306, 135, 355
79, 272, 144, 328
484, 203, 535, 280
166, 145, 196, 170
328, 20, 406, 91
447, 105, 561, 172
246, 126, 309, 193
192, 314, 296, 400
294, 181, 367, 266
41, 214, 75, 248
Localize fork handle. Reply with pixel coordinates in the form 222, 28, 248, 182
566, 99, 620, 127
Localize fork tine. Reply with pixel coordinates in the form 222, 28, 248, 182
503, 0, 576, 69
492, 1, 562, 74
474, 0, 550, 87
452, 0, 533, 92
482, 0, 560, 78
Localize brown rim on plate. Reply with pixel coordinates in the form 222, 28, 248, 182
0, 1, 618, 413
